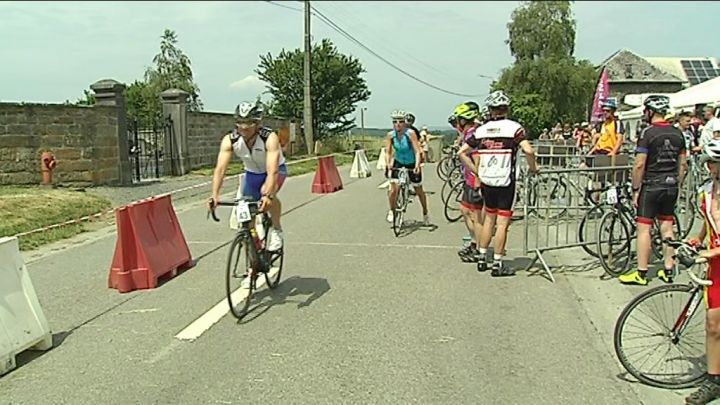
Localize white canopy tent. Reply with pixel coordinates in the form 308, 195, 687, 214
618, 76, 720, 121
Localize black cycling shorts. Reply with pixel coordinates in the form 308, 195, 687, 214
481, 183, 516, 217
637, 184, 678, 224
390, 161, 422, 186
461, 184, 483, 211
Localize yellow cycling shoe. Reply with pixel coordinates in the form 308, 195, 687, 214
657, 268, 674, 284
618, 270, 649, 286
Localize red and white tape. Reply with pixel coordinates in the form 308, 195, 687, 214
12, 152, 356, 239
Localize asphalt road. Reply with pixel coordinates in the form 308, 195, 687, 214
0, 162, 704, 404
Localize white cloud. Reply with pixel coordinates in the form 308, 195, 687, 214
229, 75, 265, 91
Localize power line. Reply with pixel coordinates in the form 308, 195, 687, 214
263, 1, 488, 98
264, 1, 303, 12
310, 5, 484, 98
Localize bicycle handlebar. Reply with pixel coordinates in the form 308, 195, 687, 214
207, 199, 262, 223
662, 238, 713, 286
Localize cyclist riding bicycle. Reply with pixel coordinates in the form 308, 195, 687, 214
684, 139, 720, 405
209, 100, 287, 252
384, 109, 430, 225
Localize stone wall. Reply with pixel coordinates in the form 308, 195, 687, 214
186, 112, 299, 170
0, 103, 121, 185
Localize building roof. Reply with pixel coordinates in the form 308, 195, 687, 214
600, 49, 684, 83
646, 57, 720, 86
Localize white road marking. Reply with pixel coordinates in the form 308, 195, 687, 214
174, 267, 279, 342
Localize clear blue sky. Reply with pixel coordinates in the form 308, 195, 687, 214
1, 1, 718, 128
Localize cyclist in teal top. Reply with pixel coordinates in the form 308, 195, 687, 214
384, 109, 430, 225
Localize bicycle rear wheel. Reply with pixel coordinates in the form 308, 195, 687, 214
226, 233, 254, 320
578, 204, 605, 258
443, 180, 463, 223
265, 247, 284, 290
614, 283, 706, 389
597, 210, 633, 277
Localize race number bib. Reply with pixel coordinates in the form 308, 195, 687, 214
478, 150, 513, 187
235, 201, 252, 223
606, 187, 618, 205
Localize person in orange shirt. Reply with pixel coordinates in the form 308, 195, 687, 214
588, 99, 625, 156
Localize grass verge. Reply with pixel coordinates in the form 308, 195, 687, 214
0, 186, 113, 251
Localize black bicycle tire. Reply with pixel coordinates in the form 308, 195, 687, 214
264, 215, 284, 289
532, 177, 570, 220
613, 283, 706, 389
578, 204, 605, 258
393, 184, 407, 236
226, 233, 253, 320
443, 180, 463, 223
437, 157, 450, 181
597, 210, 633, 277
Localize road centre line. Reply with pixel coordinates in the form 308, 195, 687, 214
174, 267, 279, 342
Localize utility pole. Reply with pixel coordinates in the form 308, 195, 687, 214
360, 107, 366, 137
303, 0, 314, 155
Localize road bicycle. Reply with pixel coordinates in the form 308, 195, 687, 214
614, 239, 710, 389
209, 198, 284, 320
388, 167, 411, 237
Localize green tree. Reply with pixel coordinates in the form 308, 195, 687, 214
256, 38, 371, 142
493, 1, 597, 137
132, 29, 202, 125
74, 89, 96, 106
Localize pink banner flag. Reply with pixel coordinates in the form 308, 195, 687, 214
590, 67, 609, 123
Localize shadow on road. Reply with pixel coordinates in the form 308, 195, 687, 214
393, 220, 439, 237
237, 276, 331, 325
11, 330, 74, 376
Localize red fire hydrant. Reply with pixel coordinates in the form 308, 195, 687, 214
41, 151, 57, 185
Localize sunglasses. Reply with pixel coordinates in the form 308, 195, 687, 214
392, 119, 405, 124
235, 120, 259, 128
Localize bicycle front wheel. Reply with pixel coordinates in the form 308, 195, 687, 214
393, 184, 407, 237
614, 283, 706, 389
443, 180, 463, 223
226, 233, 254, 320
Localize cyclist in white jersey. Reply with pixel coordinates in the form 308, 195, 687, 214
209, 100, 287, 251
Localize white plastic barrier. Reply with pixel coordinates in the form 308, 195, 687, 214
350, 149, 372, 178
0, 236, 52, 376
376, 147, 387, 171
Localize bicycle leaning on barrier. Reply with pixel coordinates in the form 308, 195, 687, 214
208, 198, 284, 320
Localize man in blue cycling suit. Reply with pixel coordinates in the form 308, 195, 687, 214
209, 100, 287, 252
384, 109, 430, 225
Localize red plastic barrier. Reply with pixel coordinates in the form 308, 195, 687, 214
108, 193, 193, 293
311, 156, 343, 194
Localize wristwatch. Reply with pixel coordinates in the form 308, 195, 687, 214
263, 192, 275, 200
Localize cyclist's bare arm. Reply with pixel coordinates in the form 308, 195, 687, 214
519, 139, 538, 173
211, 134, 234, 205
457, 142, 477, 176
631, 153, 647, 192
407, 129, 422, 170
678, 152, 688, 187
384, 132, 394, 169
261, 132, 281, 196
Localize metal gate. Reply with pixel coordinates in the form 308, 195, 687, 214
127, 116, 174, 182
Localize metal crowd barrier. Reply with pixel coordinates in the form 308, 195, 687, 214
521, 164, 633, 282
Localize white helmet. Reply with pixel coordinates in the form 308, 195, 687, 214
703, 139, 720, 163
390, 109, 406, 120
485, 90, 511, 108
234, 101, 263, 120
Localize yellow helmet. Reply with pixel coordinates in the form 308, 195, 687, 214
453, 103, 479, 120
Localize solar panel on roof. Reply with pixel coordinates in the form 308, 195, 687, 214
680, 59, 719, 85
